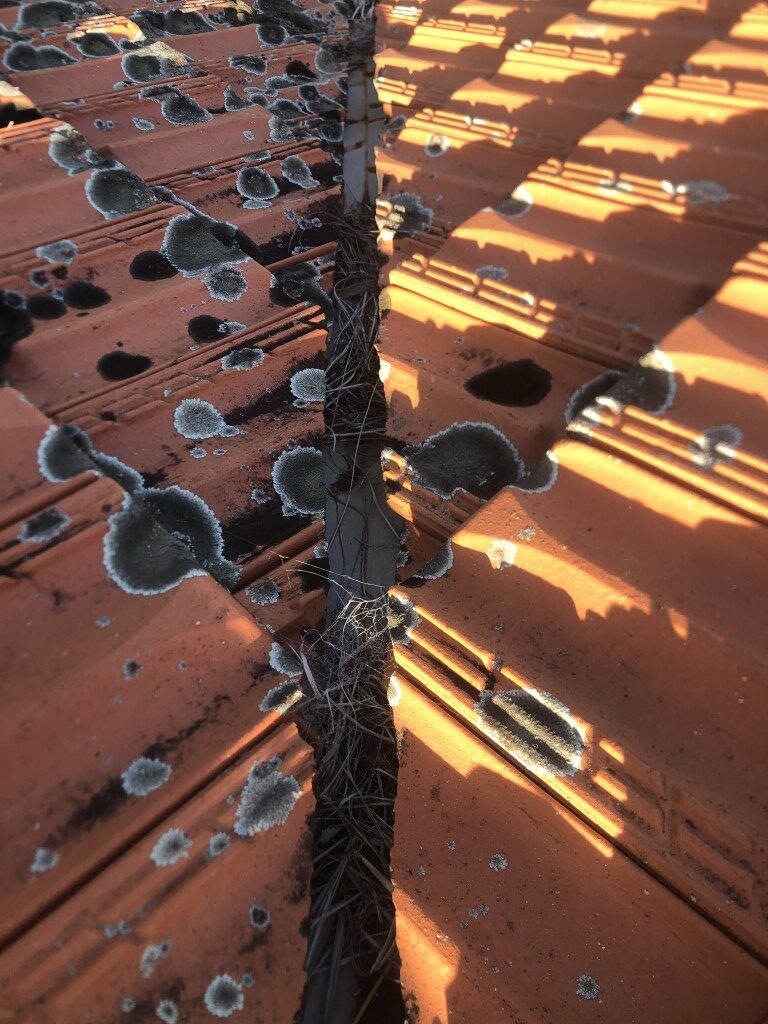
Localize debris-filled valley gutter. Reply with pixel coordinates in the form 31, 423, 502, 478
297, 2, 406, 1022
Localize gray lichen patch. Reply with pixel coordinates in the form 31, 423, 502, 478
268, 641, 302, 677
229, 54, 267, 75
407, 421, 523, 499
663, 179, 731, 206
160, 213, 246, 277
259, 678, 302, 714
203, 264, 248, 302
281, 155, 320, 189
289, 367, 325, 403
476, 265, 508, 282
410, 541, 453, 582
489, 852, 508, 871
121, 756, 172, 796
132, 117, 156, 131
156, 999, 179, 1024
272, 445, 324, 515
30, 846, 60, 874
206, 832, 231, 858
379, 192, 433, 236
233, 758, 301, 836
173, 398, 235, 439
140, 940, 171, 979
515, 451, 559, 493
150, 827, 192, 867
387, 594, 420, 645
221, 347, 264, 371
120, 40, 193, 82
37, 424, 143, 492
245, 578, 281, 605
3, 41, 75, 72
76, 30, 120, 57
610, 348, 676, 416
47, 124, 100, 174
236, 166, 279, 206
36, 239, 78, 264
204, 974, 244, 1018
576, 974, 600, 1000
475, 688, 584, 777
17, 506, 70, 543
85, 166, 157, 220
139, 85, 212, 126
103, 486, 240, 595
690, 424, 742, 470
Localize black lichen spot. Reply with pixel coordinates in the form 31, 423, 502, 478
256, 23, 286, 46
224, 84, 249, 111
15, 0, 102, 28
299, 84, 341, 115
76, 31, 120, 57
103, 486, 240, 595
610, 349, 676, 415
285, 59, 316, 81
47, 124, 97, 175
162, 8, 211, 33
27, 294, 67, 320
4, 41, 75, 71
63, 280, 111, 310
97, 351, 152, 380
139, 85, 212, 126
465, 359, 552, 408
475, 688, 584, 777
314, 41, 346, 77
161, 213, 246, 276
316, 117, 342, 142
1, 289, 33, 365
85, 167, 156, 220
229, 53, 266, 74
565, 370, 623, 424
121, 41, 192, 83
30, 270, 49, 289
129, 250, 178, 281
408, 422, 522, 499
187, 314, 229, 343
249, 904, 270, 929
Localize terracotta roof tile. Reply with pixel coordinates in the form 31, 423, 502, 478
393, 680, 768, 1021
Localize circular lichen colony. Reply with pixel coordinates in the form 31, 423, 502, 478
121, 756, 172, 796
203, 264, 248, 302
407, 421, 523, 500
150, 827, 192, 867
289, 367, 325, 403
233, 758, 301, 836
173, 398, 234, 439
221, 347, 264, 371
236, 166, 279, 206
271, 445, 324, 515
204, 974, 244, 1018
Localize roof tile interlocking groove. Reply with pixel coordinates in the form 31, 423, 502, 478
1, 0, 768, 1019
